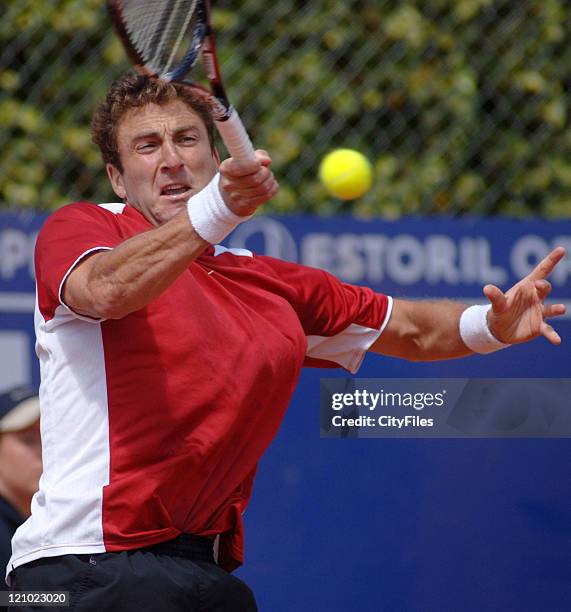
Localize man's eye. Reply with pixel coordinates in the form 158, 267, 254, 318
137, 143, 156, 152
179, 135, 197, 144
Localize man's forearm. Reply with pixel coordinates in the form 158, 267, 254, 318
370, 299, 473, 361
63, 210, 208, 319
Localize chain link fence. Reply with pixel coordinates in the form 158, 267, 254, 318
1, 0, 571, 216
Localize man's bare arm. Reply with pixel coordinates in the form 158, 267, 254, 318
63, 210, 207, 320
370, 299, 472, 361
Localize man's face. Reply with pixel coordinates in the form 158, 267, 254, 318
107, 100, 219, 226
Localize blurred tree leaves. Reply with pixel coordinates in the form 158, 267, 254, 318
1, 0, 570, 217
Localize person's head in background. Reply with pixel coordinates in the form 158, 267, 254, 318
0, 387, 42, 518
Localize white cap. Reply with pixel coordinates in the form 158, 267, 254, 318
0, 386, 40, 433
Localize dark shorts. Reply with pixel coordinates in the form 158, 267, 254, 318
10, 550, 257, 612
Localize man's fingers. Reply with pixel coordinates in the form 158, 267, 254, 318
483, 284, 507, 312
223, 166, 274, 190
223, 164, 278, 197
528, 246, 566, 281
541, 321, 562, 345
226, 176, 279, 205
534, 279, 552, 300
255, 150, 272, 167
220, 150, 272, 178
244, 181, 279, 206
231, 174, 278, 199
227, 182, 280, 211
543, 303, 567, 318
219, 158, 260, 178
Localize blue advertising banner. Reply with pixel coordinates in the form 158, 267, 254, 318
0, 211, 44, 390
0, 210, 41, 301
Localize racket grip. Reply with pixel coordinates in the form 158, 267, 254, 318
215, 110, 257, 163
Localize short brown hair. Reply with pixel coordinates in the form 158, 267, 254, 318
91, 72, 216, 172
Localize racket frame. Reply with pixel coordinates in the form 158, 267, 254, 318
107, 0, 255, 160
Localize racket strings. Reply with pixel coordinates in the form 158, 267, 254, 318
118, 0, 199, 75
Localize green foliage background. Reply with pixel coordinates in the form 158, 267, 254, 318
1, 0, 571, 217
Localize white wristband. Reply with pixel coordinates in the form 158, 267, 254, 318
459, 304, 510, 354
187, 173, 253, 244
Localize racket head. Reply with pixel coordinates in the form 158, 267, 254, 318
107, 0, 256, 161
107, 0, 206, 80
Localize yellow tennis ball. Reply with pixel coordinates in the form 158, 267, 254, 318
319, 148, 373, 200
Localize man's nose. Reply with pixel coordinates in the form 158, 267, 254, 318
160, 140, 183, 170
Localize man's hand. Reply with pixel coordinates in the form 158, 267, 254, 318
485, 246, 566, 345
218, 150, 279, 217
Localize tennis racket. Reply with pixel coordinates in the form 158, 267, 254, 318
107, 0, 256, 163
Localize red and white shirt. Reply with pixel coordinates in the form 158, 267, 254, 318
8, 202, 391, 576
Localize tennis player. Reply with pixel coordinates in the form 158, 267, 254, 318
6, 73, 565, 611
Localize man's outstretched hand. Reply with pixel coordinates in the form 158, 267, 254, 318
485, 246, 566, 345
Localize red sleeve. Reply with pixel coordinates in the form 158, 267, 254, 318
253, 254, 389, 335
35, 203, 124, 322
252, 255, 391, 372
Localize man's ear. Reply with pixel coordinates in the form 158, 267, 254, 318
106, 163, 126, 200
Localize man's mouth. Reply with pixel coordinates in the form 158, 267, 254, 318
160, 183, 191, 198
